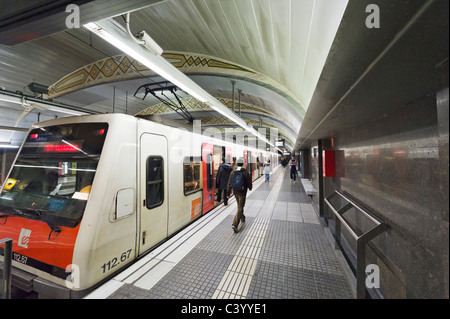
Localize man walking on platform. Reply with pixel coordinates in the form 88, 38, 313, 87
290, 155, 298, 182
228, 158, 252, 233
263, 159, 271, 182
216, 157, 233, 205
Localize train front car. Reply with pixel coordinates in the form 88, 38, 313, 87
0, 114, 137, 298
0, 113, 280, 298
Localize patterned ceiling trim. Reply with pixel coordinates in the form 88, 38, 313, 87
138, 96, 206, 115
163, 53, 253, 73
201, 116, 269, 128
48, 52, 254, 98
136, 96, 295, 144
199, 116, 294, 146
136, 96, 271, 117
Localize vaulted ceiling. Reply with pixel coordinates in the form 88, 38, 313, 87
0, 0, 349, 151
2, 0, 446, 155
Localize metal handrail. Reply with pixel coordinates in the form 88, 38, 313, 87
324, 191, 388, 299
0, 238, 13, 299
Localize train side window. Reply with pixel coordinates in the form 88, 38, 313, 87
146, 156, 163, 209
183, 156, 202, 195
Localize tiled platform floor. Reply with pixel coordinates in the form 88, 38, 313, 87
87, 166, 354, 299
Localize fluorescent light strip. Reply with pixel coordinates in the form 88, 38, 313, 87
14, 164, 96, 172
0, 145, 19, 149
62, 139, 89, 155
84, 21, 207, 103
0, 96, 30, 106
0, 93, 87, 116
84, 19, 277, 149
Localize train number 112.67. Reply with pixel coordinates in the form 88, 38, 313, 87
101, 249, 133, 273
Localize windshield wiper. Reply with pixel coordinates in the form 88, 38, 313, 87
0, 206, 62, 239
29, 208, 62, 238
0, 207, 26, 223
0, 212, 9, 224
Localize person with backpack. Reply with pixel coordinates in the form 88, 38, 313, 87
263, 159, 271, 182
227, 157, 253, 233
216, 157, 233, 206
290, 155, 298, 182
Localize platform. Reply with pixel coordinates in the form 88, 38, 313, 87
85, 166, 355, 299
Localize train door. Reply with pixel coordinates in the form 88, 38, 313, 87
243, 150, 248, 168
252, 152, 256, 181
259, 153, 262, 178
213, 145, 222, 204
225, 146, 233, 165
256, 152, 261, 178
139, 133, 168, 255
246, 151, 254, 181
252, 152, 255, 181
202, 143, 214, 214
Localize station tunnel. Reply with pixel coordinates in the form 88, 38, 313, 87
0, 0, 448, 301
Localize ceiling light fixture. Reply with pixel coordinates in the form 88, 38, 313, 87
84, 20, 207, 104
84, 19, 278, 150
0, 143, 19, 149
0, 91, 89, 116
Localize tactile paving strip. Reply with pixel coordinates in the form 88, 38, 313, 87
212, 218, 270, 299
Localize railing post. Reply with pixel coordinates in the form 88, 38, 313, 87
335, 203, 353, 250
335, 215, 341, 250
324, 191, 388, 299
356, 238, 367, 299
1, 238, 13, 299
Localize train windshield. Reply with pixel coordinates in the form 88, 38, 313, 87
0, 123, 108, 228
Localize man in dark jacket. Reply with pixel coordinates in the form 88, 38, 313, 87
216, 157, 233, 205
227, 157, 253, 233
290, 155, 298, 182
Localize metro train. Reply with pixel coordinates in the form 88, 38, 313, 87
0, 113, 279, 298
